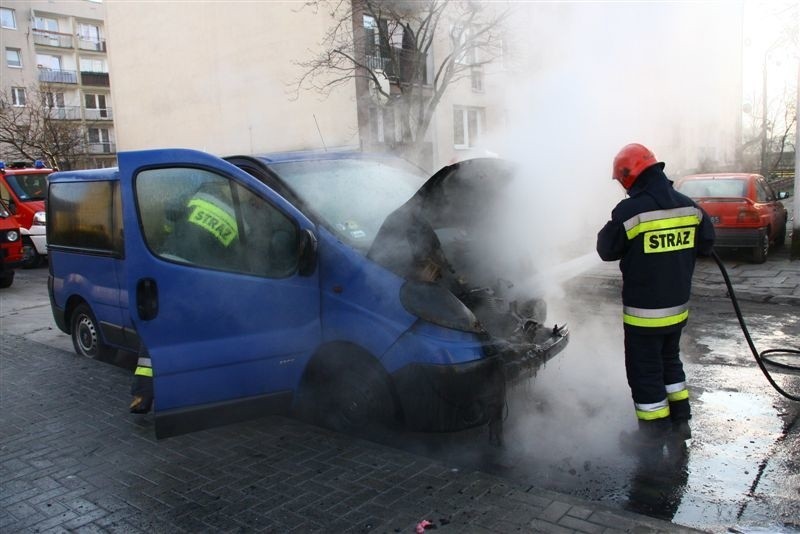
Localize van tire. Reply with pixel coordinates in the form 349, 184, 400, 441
296, 353, 394, 434
71, 303, 115, 360
0, 272, 13, 288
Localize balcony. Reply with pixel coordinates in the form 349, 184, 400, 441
38, 67, 78, 84
84, 107, 113, 121
87, 142, 116, 154
365, 55, 390, 71
32, 29, 74, 48
81, 71, 110, 87
78, 39, 107, 53
46, 106, 81, 120
365, 49, 429, 85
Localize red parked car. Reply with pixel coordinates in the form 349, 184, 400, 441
674, 173, 789, 263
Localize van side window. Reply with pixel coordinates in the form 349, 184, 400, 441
136, 168, 299, 278
49, 180, 122, 254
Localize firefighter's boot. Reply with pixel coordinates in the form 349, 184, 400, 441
620, 419, 671, 456
671, 419, 692, 441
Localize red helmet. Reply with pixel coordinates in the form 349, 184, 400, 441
612, 143, 662, 190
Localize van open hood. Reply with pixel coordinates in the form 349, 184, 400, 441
368, 157, 515, 285
368, 158, 568, 382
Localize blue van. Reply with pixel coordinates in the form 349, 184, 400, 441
48, 149, 568, 438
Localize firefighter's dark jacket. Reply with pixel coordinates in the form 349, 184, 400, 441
597, 166, 715, 333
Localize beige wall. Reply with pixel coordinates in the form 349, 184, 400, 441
105, 1, 359, 155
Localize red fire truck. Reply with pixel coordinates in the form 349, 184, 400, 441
0, 160, 53, 268
0, 197, 24, 287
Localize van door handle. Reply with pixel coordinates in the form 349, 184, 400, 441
136, 278, 159, 321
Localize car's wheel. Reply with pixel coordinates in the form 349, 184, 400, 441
752, 230, 769, 263
774, 221, 787, 249
70, 303, 115, 359
296, 356, 394, 434
21, 242, 43, 269
0, 272, 14, 288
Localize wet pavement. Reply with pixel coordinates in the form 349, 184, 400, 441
2, 253, 800, 533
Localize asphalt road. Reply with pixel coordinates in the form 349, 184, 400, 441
2, 265, 799, 533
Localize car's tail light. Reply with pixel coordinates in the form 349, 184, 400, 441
737, 207, 760, 223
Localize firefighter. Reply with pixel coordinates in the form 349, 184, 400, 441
129, 344, 153, 414
597, 143, 715, 448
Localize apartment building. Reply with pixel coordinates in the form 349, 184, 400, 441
0, 0, 115, 169
103, 2, 509, 171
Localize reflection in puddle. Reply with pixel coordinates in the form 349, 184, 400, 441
673, 390, 784, 531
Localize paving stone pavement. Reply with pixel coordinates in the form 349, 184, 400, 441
0, 333, 701, 533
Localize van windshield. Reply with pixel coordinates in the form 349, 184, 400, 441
5, 173, 49, 201
267, 158, 426, 248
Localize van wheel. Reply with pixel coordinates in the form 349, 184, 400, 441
298, 361, 394, 434
752, 231, 769, 263
0, 272, 13, 288
71, 303, 115, 359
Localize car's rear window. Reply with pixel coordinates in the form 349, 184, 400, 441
677, 178, 746, 198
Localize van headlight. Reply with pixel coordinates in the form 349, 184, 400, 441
32, 211, 46, 226
400, 281, 484, 333
6, 230, 19, 242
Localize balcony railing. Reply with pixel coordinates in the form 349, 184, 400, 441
84, 107, 113, 120
78, 39, 107, 52
81, 71, 110, 87
364, 49, 429, 85
365, 55, 390, 71
87, 142, 116, 154
46, 106, 81, 120
32, 29, 74, 48
38, 67, 78, 84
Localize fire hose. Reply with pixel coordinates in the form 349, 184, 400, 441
712, 250, 800, 401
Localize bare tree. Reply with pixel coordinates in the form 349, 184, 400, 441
295, 0, 507, 165
0, 84, 85, 169
740, 87, 797, 178
739, 2, 798, 179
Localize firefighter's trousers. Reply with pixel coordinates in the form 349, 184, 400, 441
624, 328, 690, 429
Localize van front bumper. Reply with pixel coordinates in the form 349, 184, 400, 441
391, 324, 569, 432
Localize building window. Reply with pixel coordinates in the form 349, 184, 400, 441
368, 105, 401, 145
470, 67, 483, 92
46, 92, 65, 108
1, 8, 16, 29
453, 106, 484, 149
37, 53, 62, 70
85, 93, 109, 118
88, 127, 110, 143
80, 57, 107, 73
33, 16, 59, 32
78, 23, 100, 42
88, 127, 113, 153
5, 48, 22, 68
453, 24, 478, 66
11, 87, 26, 106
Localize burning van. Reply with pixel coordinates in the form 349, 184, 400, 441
48, 149, 568, 438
